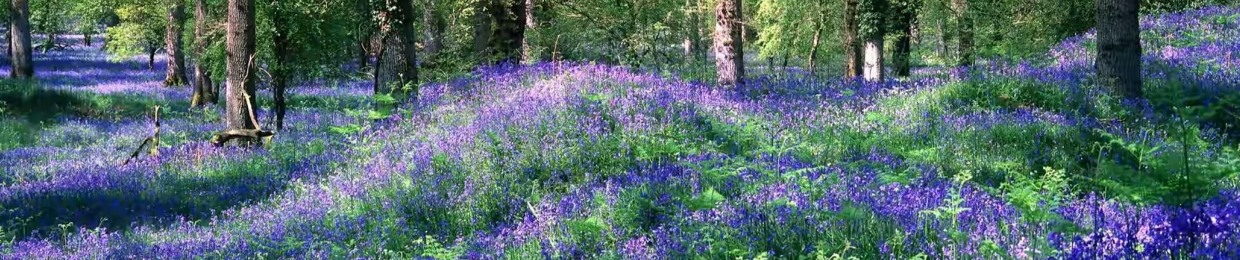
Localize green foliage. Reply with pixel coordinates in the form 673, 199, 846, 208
1214, 145, 1240, 188
105, 2, 165, 60
753, 0, 832, 61
534, 0, 695, 66
256, 0, 360, 80
408, 235, 465, 260
1144, 76, 1240, 135
857, 0, 889, 40
1144, 0, 1236, 13
1001, 167, 1071, 222
1084, 121, 1228, 205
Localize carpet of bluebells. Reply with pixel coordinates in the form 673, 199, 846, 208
2, 6, 1240, 260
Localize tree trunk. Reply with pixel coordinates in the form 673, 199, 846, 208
374, 0, 419, 113
356, 0, 373, 71
892, 1, 915, 77
864, 39, 884, 81
224, 0, 259, 144
472, 0, 492, 61
422, 0, 445, 57
9, 0, 33, 79
808, 17, 823, 75
860, 0, 886, 81
520, 0, 535, 63
951, 0, 973, 67
148, 46, 157, 71
1096, 0, 1142, 98
781, 52, 789, 71
490, 0, 525, 63
191, 0, 216, 107
3, 11, 8, 61
842, 0, 861, 78
682, 0, 706, 64
358, 33, 371, 70
164, 0, 188, 86
270, 1, 293, 130
894, 32, 911, 77
84, 33, 92, 46
937, 18, 949, 63
692, 0, 706, 63
713, 0, 743, 88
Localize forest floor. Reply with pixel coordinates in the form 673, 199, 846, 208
2, 6, 1240, 259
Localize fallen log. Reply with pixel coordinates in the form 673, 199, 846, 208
210, 129, 275, 147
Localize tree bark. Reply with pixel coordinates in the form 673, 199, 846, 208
224, 0, 259, 144
270, 0, 294, 130
520, 0, 535, 63
713, 0, 743, 88
864, 39, 884, 81
682, 0, 705, 63
374, 0, 419, 113
808, 18, 823, 76
842, 0, 861, 78
682, 0, 692, 59
894, 32, 911, 77
358, 33, 372, 70
147, 46, 157, 70
860, 0, 886, 81
692, 0, 706, 63
3, 9, 8, 61
951, 0, 973, 67
164, 0, 188, 86
191, 0, 217, 107
472, 0, 492, 61
892, 0, 916, 77
356, 0, 373, 71
422, 0, 445, 57
9, 0, 33, 79
1096, 0, 1142, 98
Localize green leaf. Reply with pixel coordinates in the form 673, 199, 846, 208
688, 188, 726, 210
375, 93, 397, 105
